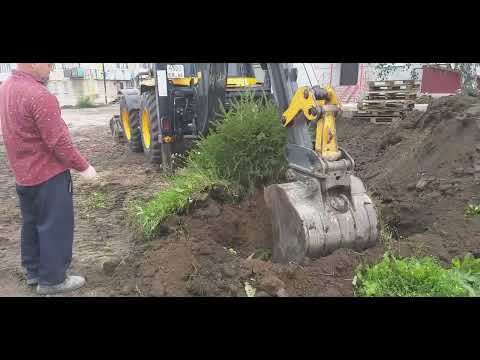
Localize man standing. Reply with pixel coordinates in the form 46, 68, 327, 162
0, 63, 97, 295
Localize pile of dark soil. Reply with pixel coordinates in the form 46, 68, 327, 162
121, 94, 480, 297
415, 94, 434, 104
131, 191, 383, 297
338, 94, 480, 262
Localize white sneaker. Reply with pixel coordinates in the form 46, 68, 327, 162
36, 275, 86, 295
26, 278, 39, 286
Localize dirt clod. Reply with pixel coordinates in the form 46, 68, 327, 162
120, 284, 135, 296
102, 257, 122, 276
222, 264, 237, 278
228, 284, 239, 296
258, 275, 286, 296
150, 281, 166, 297
416, 179, 428, 191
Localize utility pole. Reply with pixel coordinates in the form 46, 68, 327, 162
102, 63, 108, 104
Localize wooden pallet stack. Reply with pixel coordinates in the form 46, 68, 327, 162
355, 80, 420, 124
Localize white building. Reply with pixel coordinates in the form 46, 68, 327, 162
48, 63, 146, 106
0, 63, 145, 106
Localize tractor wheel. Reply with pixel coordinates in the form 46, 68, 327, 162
110, 115, 124, 143
139, 91, 163, 163
119, 96, 143, 152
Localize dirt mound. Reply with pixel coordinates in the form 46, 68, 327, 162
415, 95, 433, 104
338, 94, 480, 262
131, 191, 383, 297
126, 95, 480, 297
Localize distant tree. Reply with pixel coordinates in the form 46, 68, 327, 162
373, 63, 480, 95
374, 63, 420, 81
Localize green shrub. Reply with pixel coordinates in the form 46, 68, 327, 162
355, 253, 480, 297
187, 92, 288, 195
135, 92, 287, 239
450, 254, 480, 296
465, 203, 480, 217
76, 96, 95, 108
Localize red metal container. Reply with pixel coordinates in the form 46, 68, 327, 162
420, 66, 461, 94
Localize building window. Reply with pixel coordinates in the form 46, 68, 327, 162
62, 63, 76, 70
0, 63, 12, 73
117, 63, 128, 69
339, 63, 359, 86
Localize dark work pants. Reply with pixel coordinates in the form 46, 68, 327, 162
15, 171, 74, 286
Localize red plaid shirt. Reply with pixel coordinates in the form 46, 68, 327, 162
0, 70, 89, 186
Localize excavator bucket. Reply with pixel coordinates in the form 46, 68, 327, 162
264, 173, 378, 263
260, 66, 379, 264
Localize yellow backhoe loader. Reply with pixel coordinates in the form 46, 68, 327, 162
111, 63, 378, 263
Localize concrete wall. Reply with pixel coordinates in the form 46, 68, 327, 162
47, 79, 120, 106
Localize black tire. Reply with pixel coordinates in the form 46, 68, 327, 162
119, 97, 143, 152
139, 92, 163, 163
110, 115, 124, 143
194, 63, 227, 137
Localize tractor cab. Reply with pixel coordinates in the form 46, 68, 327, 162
226, 63, 263, 88
224, 63, 271, 109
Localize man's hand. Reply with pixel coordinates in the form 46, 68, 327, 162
79, 165, 98, 182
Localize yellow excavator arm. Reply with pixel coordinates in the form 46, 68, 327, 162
261, 63, 378, 263
281, 84, 342, 161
